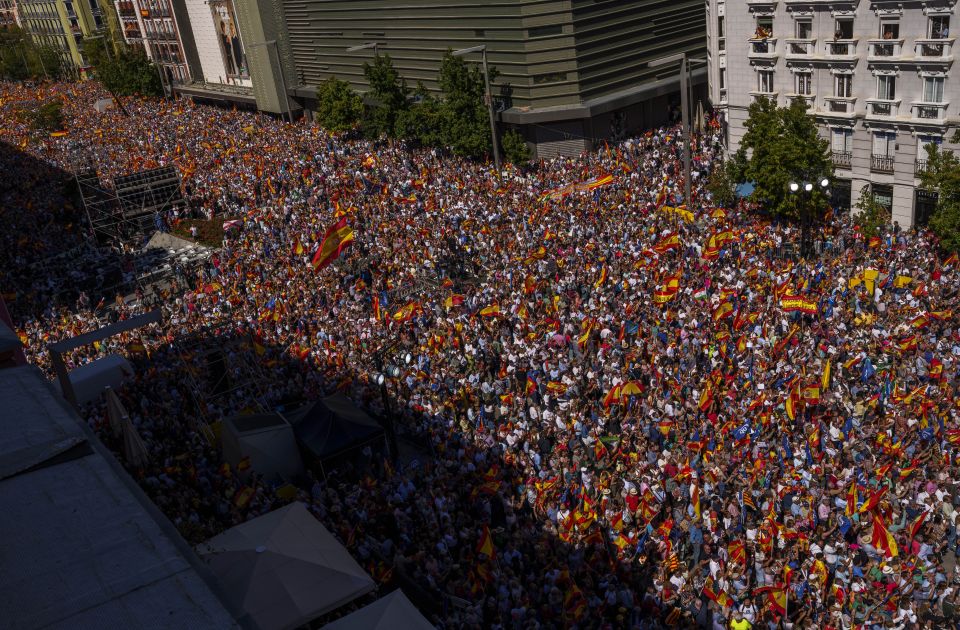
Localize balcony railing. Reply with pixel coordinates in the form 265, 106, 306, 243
826, 40, 856, 56
871, 155, 895, 173
786, 39, 816, 56
868, 39, 903, 59
915, 39, 953, 59
832, 151, 852, 168
823, 96, 856, 114
749, 38, 778, 57
913, 102, 948, 120
915, 159, 928, 176
867, 100, 898, 117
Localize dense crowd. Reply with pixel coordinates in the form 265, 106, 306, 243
3, 80, 960, 629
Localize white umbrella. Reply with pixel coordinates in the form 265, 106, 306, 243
121, 416, 150, 468
198, 502, 375, 630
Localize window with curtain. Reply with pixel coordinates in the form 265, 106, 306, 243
923, 77, 944, 102
835, 74, 852, 98
873, 131, 896, 157
877, 75, 896, 100
832, 129, 853, 153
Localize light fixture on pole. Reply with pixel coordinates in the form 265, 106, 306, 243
787, 178, 830, 258
452, 44, 501, 173
346, 41, 383, 55
249, 39, 293, 124
649, 53, 706, 212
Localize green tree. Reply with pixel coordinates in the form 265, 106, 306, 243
437, 50, 497, 160
919, 142, 960, 252
395, 82, 446, 147
853, 185, 889, 239
733, 98, 833, 219
501, 129, 530, 164
315, 77, 363, 133
362, 53, 409, 138
20, 100, 65, 131
0, 26, 64, 80
706, 160, 737, 208
84, 37, 162, 96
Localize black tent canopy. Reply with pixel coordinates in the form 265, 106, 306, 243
284, 393, 385, 460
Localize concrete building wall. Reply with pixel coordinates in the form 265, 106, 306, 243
707, 0, 959, 227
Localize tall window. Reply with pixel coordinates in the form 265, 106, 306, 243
877, 75, 896, 100
758, 70, 775, 93
796, 72, 812, 95
873, 131, 896, 157
756, 16, 773, 39
835, 74, 852, 98
917, 135, 942, 158
880, 19, 900, 39
923, 77, 945, 102
835, 18, 854, 39
832, 128, 853, 154
796, 19, 812, 39
930, 15, 950, 39
719, 68, 726, 90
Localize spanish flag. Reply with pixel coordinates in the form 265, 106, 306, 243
392, 302, 420, 322
821, 359, 831, 391
477, 524, 496, 558
291, 237, 305, 257
444, 294, 465, 310
803, 385, 821, 404
653, 233, 681, 254
479, 303, 501, 317
784, 386, 799, 421
372, 295, 381, 321
897, 335, 918, 353
780, 295, 818, 314
698, 384, 714, 412
525, 376, 537, 395
311, 218, 354, 271
871, 513, 899, 558
593, 265, 607, 289
712, 301, 733, 322
944, 252, 959, 267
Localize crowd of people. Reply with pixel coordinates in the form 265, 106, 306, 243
3, 79, 960, 629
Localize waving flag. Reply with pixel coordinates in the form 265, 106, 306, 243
311, 218, 354, 271
477, 525, 496, 559
871, 513, 899, 558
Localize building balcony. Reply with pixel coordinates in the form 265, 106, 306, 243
832, 151, 853, 168
748, 38, 778, 60
866, 99, 899, 118
915, 159, 928, 176
750, 91, 778, 103
915, 39, 953, 59
787, 93, 815, 107
868, 39, 903, 61
871, 155, 895, 173
911, 102, 948, 122
822, 96, 856, 115
785, 38, 816, 58
825, 40, 857, 58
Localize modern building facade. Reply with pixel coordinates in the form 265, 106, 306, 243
706, 0, 957, 227
112, 0, 192, 84
19, 0, 120, 76
211, 0, 706, 157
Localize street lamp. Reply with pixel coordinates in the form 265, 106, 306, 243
649, 52, 705, 212
788, 178, 830, 258
452, 44, 501, 173
346, 41, 383, 55
249, 40, 293, 123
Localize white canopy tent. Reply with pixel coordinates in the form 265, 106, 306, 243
198, 502, 374, 630
322, 590, 435, 630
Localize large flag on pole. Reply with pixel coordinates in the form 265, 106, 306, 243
311, 218, 354, 271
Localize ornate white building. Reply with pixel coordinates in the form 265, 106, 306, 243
706, 0, 957, 227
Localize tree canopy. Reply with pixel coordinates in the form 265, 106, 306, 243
730, 98, 833, 220
83, 37, 162, 97
315, 76, 364, 133
362, 53, 409, 138
0, 26, 64, 80
918, 141, 960, 253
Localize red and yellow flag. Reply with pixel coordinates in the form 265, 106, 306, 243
477, 524, 496, 559
871, 513, 899, 558
311, 218, 354, 271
